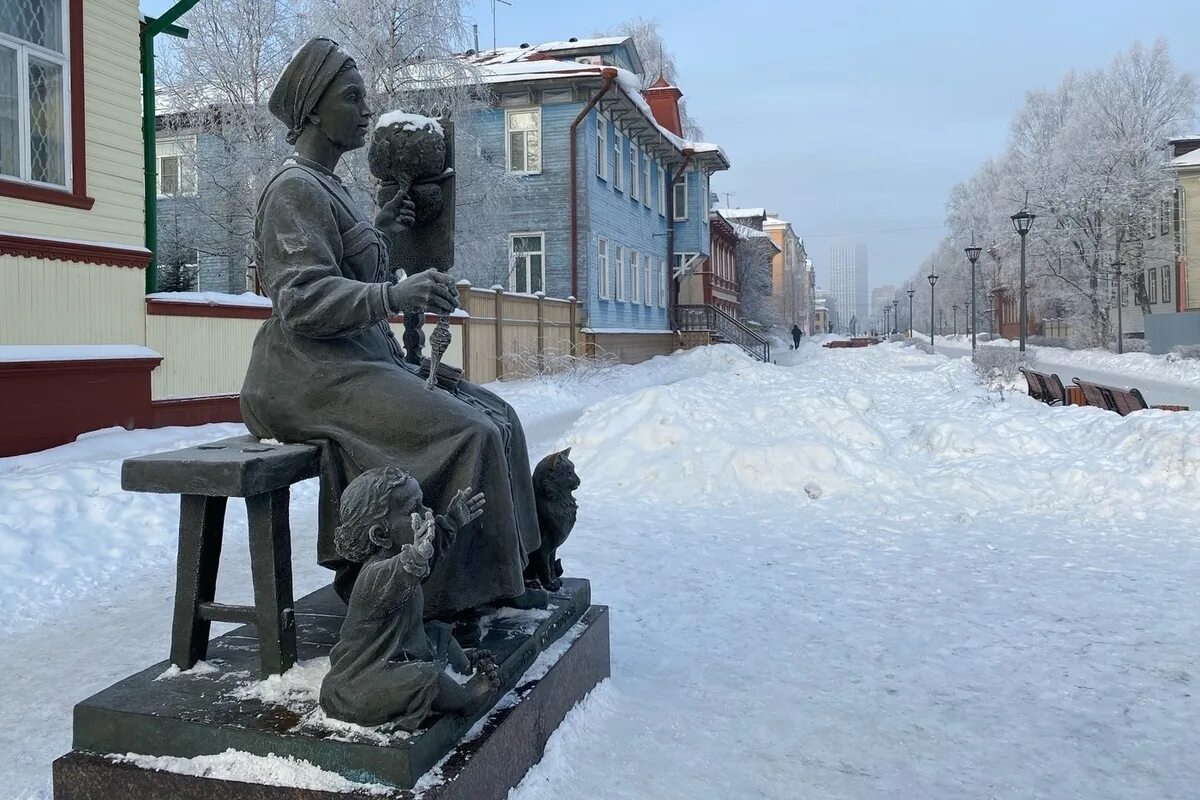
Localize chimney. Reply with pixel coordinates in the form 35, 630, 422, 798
642, 75, 684, 137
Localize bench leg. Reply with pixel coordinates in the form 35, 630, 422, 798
247, 488, 297, 677
171, 494, 227, 670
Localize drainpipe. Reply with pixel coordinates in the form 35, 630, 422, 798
569, 67, 618, 309
666, 148, 695, 330
141, 1, 199, 294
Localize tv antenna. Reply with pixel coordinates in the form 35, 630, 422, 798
492, 0, 512, 52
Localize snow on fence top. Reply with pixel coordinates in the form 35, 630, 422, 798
0, 345, 162, 362
147, 291, 273, 309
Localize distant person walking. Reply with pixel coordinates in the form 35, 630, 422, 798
791, 324, 802, 350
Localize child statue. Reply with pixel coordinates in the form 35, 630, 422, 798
319, 467, 499, 729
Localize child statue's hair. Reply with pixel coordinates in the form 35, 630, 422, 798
334, 466, 418, 563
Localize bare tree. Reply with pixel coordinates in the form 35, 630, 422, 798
597, 17, 704, 140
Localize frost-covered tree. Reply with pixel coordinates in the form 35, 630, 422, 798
908, 40, 1195, 347
596, 17, 704, 140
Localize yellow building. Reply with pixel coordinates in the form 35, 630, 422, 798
763, 215, 812, 332
1172, 139, 1200, 310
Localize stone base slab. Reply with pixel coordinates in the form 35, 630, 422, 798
53, 604, 608, 799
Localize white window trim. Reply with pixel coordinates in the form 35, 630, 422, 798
657, 159, 666, 216
508, 231, 545, 293
643, 152, 652, 209
0, 1, 73, 190
642, 253, 652, 305
504, 107, 542, 175
630, 250, 641, 303
595, 111, 607, 181
615, 244, 626, 301
630, 146, 640, 202
598, 237, 610, 299
156, 136, 198, 198
673, 176, 688, 221
613, 127, 624, 192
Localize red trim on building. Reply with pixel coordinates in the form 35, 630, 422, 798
147, 299, 272, 319
0, 356, 161, 457
0, 0, 93, 210
0, 233, 150, 268
150, 395, 243, 428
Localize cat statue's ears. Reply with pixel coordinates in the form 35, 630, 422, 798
560, 447, 571, 458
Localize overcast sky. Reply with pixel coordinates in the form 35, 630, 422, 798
144, 0, 1200, 290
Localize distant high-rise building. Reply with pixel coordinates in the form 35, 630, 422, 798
829, 243, 868, 332
870, 284, 896, 329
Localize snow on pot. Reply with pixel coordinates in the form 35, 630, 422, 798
369, 112, 447, 223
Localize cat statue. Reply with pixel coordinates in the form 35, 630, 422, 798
524, 448, 580, 592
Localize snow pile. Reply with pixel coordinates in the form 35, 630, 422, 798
146, 291, 272, 308
114, 749, 392, 795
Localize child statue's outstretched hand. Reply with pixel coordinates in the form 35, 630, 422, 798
438, 487, 486, 536
398, 510, 436, 577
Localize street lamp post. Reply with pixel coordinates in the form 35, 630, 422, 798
891, 299, 899, 335
952, 303, 959, 336
965, 242, 982, 351
1113, 260, 1125, 354
927, 273, 938, 348
907, 288, 915, 338
1011, 207, 1036, 353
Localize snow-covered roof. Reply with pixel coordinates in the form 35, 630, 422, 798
1170, 148, 1200, 169
469, 36, 632, 66
716, 207, 767, 220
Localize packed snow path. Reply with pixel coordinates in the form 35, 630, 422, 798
1, 343, 1198, 799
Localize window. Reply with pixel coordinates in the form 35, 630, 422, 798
630, 250, 641, 303
659, 257, 668, 307
630, 147, 640, 202
643, 152, 652, 209
643, 252, 652, 305
613, 127, 623, 191
615, 244, 626, 301
673, 178, 688, 221
509, 233, 544, 293
0, 0, 69, 188
1147, 267, 1158, 305
1162, 265, 1172, 304
656, 159, 666, 216
595, 112, 607, 180
505, 108, 541, 174
1181, 187, 1189, 261
1162, 199, 1172, 235
598, 238, 610, 298
157, 137, 196, 197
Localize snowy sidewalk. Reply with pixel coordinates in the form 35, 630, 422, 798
2, 343, 1199, 799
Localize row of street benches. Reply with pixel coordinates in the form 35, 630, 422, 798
1019, 368, 1189, 415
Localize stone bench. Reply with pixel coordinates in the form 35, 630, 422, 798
121, 435, 320, 676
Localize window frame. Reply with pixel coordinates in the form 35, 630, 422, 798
673, 176, 688, 221
615, 243, 626, 301
659, 257, 668, 308
0, 0, 89, 208
643, 151, 652, 209
508, 231, 545, 294
630, 249, 641, 303
156, 136, 197, 198
642, 251, 652, 305
630, 145, 640, 202
504, 107, 542, 175
656, 158, 666, 216
1147, 266, 1158, 305
598, 237, 610, 299
595, 111, 607, 181
1161, 264, 1172, 304
613, 126, 624, 191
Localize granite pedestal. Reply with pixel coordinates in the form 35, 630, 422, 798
53, 579, 608, 799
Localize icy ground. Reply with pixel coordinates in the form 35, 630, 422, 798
2, 342, 1198, 799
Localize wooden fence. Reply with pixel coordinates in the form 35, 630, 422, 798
457, 284, 580, 383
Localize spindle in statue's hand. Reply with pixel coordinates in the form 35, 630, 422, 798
387, 269, 459, 315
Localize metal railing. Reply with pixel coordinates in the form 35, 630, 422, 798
675, 304, 771, 363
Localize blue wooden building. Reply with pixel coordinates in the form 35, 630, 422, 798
464, 37, 730, 360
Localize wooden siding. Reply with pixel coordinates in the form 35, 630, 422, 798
147, 314, 261, 400
584, 331, 677, 364
0, 254, 145, 345
1182, 170, 1200, 310
0, 0, 144, 246
585, 108, 672, 332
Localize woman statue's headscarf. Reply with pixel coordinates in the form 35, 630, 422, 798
269, 37, 358, 145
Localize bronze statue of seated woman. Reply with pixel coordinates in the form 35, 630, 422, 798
242, 38, 546, 624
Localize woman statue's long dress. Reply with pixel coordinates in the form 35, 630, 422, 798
240, 38, 542, 616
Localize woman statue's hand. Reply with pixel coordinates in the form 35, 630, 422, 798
375, 194, 416, 242
387, 269, 459, 315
